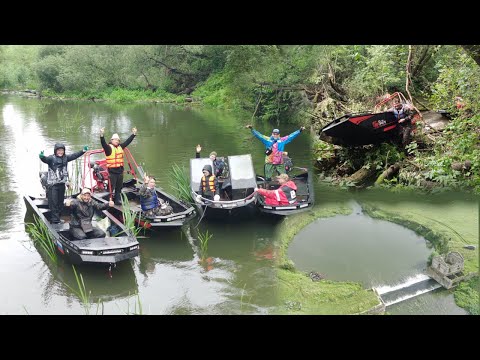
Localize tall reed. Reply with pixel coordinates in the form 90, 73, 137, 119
169, 163, 194, 204
26, 216, 58, 263
116, 193, 144, 237
197, 229, 212, 261
66, 265, 92, 315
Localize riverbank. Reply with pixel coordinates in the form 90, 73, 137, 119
273, 192, 383, 314
358, 190, 478, 314
1, 88, 195, 105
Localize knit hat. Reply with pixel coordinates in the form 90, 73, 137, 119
81, 187, 92, 194
209, 151, 217, 157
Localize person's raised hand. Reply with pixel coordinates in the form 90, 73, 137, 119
245, 124, 253, 129
132, 127, 137, 135
100, 127, 105, 136
196, 144, 202, 153
108, 200, 114, 207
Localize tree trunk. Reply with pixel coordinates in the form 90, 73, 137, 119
375, 163, 401, 185
346, 166, 377, 186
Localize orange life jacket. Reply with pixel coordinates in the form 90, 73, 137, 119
106, 144, 124, 168
201, 175, 216, 193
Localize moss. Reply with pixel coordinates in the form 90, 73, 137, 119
273, 201, 382, 314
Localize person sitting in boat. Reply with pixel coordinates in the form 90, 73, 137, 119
245, 125, 305, 180
387, 99, 416, 146
195, 165, 220, 202
139, 175, 173, 218
254, 173, 297, 206
64, 187, 114, 240
39, 143, 88, 224
195, 144, 225, 177
100, 127, 137, 205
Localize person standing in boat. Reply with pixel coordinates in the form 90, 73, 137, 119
139, 175, 173, 218
65, 187, 114, 240
195, 164, 220, 202
387, 99, 416, 146
245, 125, 305, 180
254, 173, 297, 206
195, 144, 225, 177
39, 143, 88, 224
100, 127, 137, 205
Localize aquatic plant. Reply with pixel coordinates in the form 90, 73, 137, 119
169, 163, 194, 204
197, 229, 212, 261
117, 193, 145, 237
25, 216, 57, 263
122, 291, 143, 315
66, 265, 92, 315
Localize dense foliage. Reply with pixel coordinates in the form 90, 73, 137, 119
1, 45, 478, 192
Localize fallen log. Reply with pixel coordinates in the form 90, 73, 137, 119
375, 163, 401, 185
346, 166, 377, 186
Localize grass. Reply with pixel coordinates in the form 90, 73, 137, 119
169, 163, 194, 204
454, 276, 479, 315
25, 216, 57, 264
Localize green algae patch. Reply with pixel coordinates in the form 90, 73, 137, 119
275, 269, 381, 314
359, 194, 478, 314
359, 199, 478, 274
273, 200, 382, 314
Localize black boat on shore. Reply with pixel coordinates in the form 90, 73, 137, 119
190, 154, 258, 219
255, 166, 315, 216
320, 92, 419, 146
83, 149, 196, 229
24, 194, 139, 265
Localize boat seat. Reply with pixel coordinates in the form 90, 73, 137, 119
33, 198, 49, 207
39, 208, 50, 214
51, 222, 71, 232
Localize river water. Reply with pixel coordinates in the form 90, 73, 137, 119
0, 94, 475, 314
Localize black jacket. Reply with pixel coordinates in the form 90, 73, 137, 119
40, 143, 84, 186
69, 196, 110, 228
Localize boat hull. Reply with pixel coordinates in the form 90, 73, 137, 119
23, 195, 139, 265
321, 112, 399, 146
256, 169, 315, 216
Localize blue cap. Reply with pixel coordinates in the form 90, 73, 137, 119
272, 129, 280, 134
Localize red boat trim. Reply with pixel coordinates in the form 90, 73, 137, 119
383, 125, 396, 132
349, 115, 373, 125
